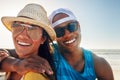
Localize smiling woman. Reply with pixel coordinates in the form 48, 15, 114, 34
0, 1, 120, 80
11, 21, 45, 58
1, 3, 56, 80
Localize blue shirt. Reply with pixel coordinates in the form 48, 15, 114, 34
53, 44, 96, 80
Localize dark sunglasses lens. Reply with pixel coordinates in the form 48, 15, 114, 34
68, 22, 78, 32
55, 28, 64, 38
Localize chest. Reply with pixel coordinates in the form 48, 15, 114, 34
68, 57, 85, 73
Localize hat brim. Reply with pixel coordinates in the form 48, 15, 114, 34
1, 16, 56, 41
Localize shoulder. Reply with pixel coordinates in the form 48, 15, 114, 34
92, 53, 114, 80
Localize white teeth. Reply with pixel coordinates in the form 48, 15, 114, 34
18, 41, 31, 46
65, 38, 76, 44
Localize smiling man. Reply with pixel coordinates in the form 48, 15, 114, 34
49, 8, 114, 80
0, 8, 114, 80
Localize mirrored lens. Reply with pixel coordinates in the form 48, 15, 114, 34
12, 22, 42, 40
27, 27, 42, 40
12, 23, 24, 35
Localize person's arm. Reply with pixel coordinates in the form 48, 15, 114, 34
0, 49, 53, 75
0, 49, 9, 70
0, 50, 9, 62
93, 53, 114, 80
0, 49, 19, 72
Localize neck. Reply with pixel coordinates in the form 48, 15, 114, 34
18, 51, 38, 59
59, 46, 82, 60
59, 47, 84, 71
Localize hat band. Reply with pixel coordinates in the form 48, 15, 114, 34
52, 17, 77, 28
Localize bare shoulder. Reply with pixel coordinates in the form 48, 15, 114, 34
92, 53, 114, 80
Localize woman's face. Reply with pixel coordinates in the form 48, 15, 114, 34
11, 21, 46, 58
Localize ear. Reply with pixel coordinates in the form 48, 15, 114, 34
41, 36, 46, 44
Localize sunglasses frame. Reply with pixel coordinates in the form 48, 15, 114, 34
11, 22, 43, 40
54, 21, 79, 38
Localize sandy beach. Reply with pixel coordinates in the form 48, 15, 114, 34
0, 72, 5, 80
113, 70, 120, 80
110, 62, 120, 80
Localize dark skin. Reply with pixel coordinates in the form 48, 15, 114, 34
52, 13, 114, 80
0, 48, 114, 80
0, 49, 53, 76
93, 53, 114, 80
0, 50, 9, 63
0, 14, 114, 80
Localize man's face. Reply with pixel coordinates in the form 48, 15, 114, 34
52, 13, 81, 50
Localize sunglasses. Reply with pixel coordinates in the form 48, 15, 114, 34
54, 21, 79, 38
11, 22, 43, 40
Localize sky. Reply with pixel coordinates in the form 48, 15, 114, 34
0, 0, 120, 49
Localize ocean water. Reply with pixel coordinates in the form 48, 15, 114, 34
91, 49, 120, 70
91, 49, 120, 80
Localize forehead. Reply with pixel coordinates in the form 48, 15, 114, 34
52, 13, 69, 23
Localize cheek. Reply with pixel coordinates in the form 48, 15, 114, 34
32, 40, 41, 49
56, 38, 64, 47
32, 37, 44, 50
12, 32, 19, 40
56, 38, 62, 43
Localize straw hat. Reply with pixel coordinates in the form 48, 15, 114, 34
1, 3, 56, 41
